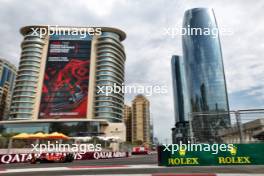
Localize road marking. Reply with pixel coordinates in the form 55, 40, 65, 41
217, 175, 264, 176
152, 174, 216, 176
68, 165, 127, 169
0, 167, 68, 173
69, 175, 264, 176
0, 165, 263, 175
70, 175, 151, 176
0, 165, 161, 174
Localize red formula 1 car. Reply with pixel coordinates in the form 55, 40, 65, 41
132, 146, 149, 155
30, 153, 74, 164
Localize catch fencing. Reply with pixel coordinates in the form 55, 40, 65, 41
187, 109, 264, 144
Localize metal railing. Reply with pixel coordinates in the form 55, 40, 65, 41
187, 109, 264, 144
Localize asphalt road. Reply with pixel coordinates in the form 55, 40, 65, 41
1, 154, 264, 175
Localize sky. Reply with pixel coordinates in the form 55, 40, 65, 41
0, 0, 263, 142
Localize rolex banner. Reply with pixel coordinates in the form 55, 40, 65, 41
158, 143, 264, 166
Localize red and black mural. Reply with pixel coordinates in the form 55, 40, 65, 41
39, 40, 91, 119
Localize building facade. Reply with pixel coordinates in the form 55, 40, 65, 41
131, 95, 151, 145
171, 55, 190, 122
123, 104, 132, 142
1, 26, 127, 141
0, 59, 16, 120
182, 8, 230, 143
171, 55, 190, 143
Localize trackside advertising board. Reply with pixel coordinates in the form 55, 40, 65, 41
158, 143, 264, 166
0, 152, 128, 164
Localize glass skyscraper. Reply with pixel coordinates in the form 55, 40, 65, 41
182, 8, 230, 143
0, 59, 16, 120
171, 55, 189, 123
171, 55, 190, 143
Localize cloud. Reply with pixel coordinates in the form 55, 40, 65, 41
0, 0, 263, 142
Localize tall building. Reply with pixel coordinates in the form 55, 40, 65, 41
0, 59, 16, 120
171, 55, 189, 123
0, 26, 127, 140
171, 55, 190, 143
182, 8, 230, 143
123, 104, 132, 142
131, 95, 151, 145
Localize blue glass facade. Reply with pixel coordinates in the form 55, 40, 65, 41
171, 55, 188, 123
0, 65, 16, 91
0, 59, 17, 120
171, 56, 190, 143
182, 8, 230, 143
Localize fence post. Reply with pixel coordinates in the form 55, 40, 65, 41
188, 113, 194, 143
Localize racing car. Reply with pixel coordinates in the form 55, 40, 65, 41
30, 153, 74, 164
132, 146, 149, 155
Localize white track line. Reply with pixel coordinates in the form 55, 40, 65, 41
0, 164, 162, 174
0, 167, 69, 173
67, 175, 264, 176
0, 165, 263, 175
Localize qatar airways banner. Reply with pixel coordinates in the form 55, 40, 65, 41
39, 38, 91, 119
0, 152, 128, 164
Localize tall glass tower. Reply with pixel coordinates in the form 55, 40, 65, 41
171, 55, 190, 143
171, 55, 190, 123
182, 8, 230, 143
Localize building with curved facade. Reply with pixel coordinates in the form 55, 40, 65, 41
0, 59, 17, 120
9, 30, 45, 120
95, 31, 126, 122
182, 8, 230, 143
4, 26, 126, 141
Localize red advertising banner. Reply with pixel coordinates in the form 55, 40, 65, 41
39, 40, 91, 119
0, 152, 128, 164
